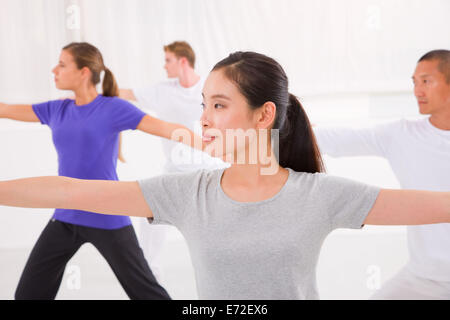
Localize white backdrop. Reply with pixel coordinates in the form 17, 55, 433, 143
0, 0, 449, 299
0, 0, 449, 104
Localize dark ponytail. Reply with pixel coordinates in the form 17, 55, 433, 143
63, 42, 119, 97
276, 94, 324, 173
212, 52, 325, 173
102, 67, 119, 97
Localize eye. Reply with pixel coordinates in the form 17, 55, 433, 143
214, 103, 224, 109
201, 102, 205, 109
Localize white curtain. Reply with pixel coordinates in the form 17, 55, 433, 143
0, 0, 449, 104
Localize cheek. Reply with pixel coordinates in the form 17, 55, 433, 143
437, 86, 450, 102
216, 111, 253, 131
59, 68, 73, 79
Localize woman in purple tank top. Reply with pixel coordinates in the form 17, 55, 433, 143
0, 42, 197, 299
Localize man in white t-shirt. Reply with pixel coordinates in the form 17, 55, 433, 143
313, 50, 450, 299
120, 41, 227, 284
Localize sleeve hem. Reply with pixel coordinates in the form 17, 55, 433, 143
31, 104, 46, 125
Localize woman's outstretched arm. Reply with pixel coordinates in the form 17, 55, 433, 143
364, 189, 450, 225
136, 115, 203, 151
0, 103, 40, 122
0, 176, 153, 218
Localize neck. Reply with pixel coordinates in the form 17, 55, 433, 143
222, 153, 285, 185
178, 68, 200, 88
429, 112, 450, 130
73, 85, 98, 106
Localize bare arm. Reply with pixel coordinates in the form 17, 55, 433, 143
0, 176, 153, 218
118, 133, 126, 163
136, 115, 203, 151
0, 103, 40, 122
364, 189, 450, 225
119, 88, 137, 101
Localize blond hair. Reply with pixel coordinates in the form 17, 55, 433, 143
164, 41, 196, 68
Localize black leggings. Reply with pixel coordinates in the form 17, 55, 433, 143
15, 219, 171, 300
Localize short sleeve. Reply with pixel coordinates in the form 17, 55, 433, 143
109, 98, 146, 132
32, 100, 65, 125
133, 85, 161, 112
314, 120, 401, 158
316, 173, 381, 230
137, 170, 204, 227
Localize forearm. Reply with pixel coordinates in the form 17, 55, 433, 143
138, 115, 203, 151
0, 176, 153, 218
0, 176, 71, 209
0, 103, 8, 118
0, 103, 39, 122
445, 192, 450, 223
365, 189, 450, 225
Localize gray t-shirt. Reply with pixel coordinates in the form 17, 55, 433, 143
138, 168, 380, 299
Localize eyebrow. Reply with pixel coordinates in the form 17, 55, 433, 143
412, 74, 432, 79
201, 93, 231, 100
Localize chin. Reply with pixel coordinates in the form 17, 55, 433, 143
418, 107, 432, 115
55, 84, 67, 91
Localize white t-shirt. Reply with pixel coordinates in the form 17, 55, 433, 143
134, 77, 228, 173
314, 117, 450, 281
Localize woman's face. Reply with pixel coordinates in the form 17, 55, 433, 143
201, 69, 269, 163
52, 50, 85, 91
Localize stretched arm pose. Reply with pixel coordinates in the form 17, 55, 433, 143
0, 177, 448, 226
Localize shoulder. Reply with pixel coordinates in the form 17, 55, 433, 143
100, 95, 129, 105
134, 80, 176, 98
287, 169, 372, 193
100, 95, 142, 110
138, 169, 222, 194
153, 79, 178, 91
401, 117, 429, 129
33, 98, 72, 111
373, 118, 407, 131
165, 168, 223, 186
374, 117, 430, 137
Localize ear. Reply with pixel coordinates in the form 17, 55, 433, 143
80, 66, 92, 80
256, 102, 276, 129
179, 57, 189, 67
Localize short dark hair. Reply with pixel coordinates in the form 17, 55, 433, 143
418, 49, 450, 83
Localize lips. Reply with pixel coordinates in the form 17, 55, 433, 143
202, 134, 216, 142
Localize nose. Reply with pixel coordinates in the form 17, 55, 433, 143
200, 107, 211, 129
414, 84, 425, 98
52, 66, 57, 74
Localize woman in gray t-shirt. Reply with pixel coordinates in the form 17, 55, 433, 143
1, 52, 449, 299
